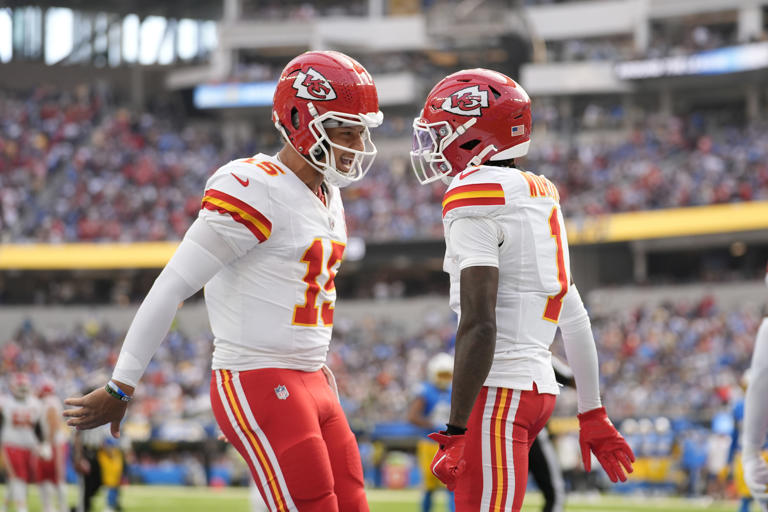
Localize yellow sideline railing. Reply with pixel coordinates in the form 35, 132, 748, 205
2, 201, 768, 270
0, 241, 178, 270
564, 200, 768, 244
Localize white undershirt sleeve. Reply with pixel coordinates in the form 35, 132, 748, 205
447, 216, 502, 269
111, 218, 239, 387
744, 318, 768, 456
559, 285, 602, 413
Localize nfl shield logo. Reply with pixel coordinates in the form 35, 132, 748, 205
274, 385, 290, 400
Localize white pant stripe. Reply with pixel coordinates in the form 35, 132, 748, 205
503, 390, 522, 509
230, 372, 297, 511
480, 388, 496, 511
215, 370, 282, 511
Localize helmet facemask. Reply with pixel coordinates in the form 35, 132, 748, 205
411, 117, 488, 185
411, 119, 454, 185
304, 109, 381, 188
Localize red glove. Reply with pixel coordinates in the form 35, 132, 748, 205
577, 407, 635, 482
428, 431, 467, 491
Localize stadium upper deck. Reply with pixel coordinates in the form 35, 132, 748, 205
1, 0, 768, 295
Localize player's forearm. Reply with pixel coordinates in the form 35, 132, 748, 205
559, 285, 601, 413
449, 266, 499, 429
112, 266, 197, 387
744, 318, 768, 455
112, 219, 235, 388
449, 319, 496, 428
407, 399, 432, 428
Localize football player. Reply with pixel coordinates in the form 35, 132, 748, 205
410, 69, 634, 511
36, 379, 68, 512
407, 353, 455, 512
0, 372, 45, 512
64, 50, 383, 512
741, 264, 768, 511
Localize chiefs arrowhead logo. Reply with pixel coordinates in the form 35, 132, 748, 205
442, 86, 489, 116
292, 67, 337, 101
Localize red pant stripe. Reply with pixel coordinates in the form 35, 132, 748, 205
216, 370, 294, 511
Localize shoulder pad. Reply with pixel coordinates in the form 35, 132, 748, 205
212, 154, 288, 186
202, 157, 276, 243
442, 166, 507, 220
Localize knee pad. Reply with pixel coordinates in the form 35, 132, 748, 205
334, 440, 368, 511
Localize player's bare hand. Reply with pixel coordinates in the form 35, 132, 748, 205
75, 458, 91, 475
64, 387, 127, 438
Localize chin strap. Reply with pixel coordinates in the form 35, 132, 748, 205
468, 144, 498, 167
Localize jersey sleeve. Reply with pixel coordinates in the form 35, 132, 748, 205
447, 216, 502, 269
199, 163, 274, 257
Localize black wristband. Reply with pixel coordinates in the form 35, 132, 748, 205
446, 423, 467, 436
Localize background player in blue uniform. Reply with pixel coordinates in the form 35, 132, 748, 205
408, 353, 455, 512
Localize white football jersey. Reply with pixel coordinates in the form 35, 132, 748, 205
0, 394, 42, 448
442, 165, 571, 394
199, 153, 347, 372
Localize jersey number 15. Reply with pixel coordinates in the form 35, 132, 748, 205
293, 239, 346, 327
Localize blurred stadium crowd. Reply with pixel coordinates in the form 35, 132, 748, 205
2, 296, 759, 431
1, 294, 764, 492
2, 85, 767, 244
1, 3, 768, 500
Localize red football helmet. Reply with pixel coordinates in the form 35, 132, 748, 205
411, 68, 531, 184
272, 50, 383, 187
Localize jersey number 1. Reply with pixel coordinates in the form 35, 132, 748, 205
293, 239, 345, 327
543, 207, 568, 323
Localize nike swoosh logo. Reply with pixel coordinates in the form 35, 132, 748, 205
459, 168, 481, 180
231, 173, 249, 187
431, 454, 447, 477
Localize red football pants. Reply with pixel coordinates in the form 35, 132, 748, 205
210, 368, 368, 512
454, 385, 556, 512
36, 442, 67, 483
2, 445, 36, 483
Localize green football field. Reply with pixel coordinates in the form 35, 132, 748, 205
0, 485, 749, 512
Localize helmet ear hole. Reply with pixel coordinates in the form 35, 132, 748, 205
460, 139, 481, 151
291, 107, 301, 130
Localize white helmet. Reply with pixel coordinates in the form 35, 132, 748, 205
654, 416, 671, 434
427, 353, 454, 386
620, 418, 638, 435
